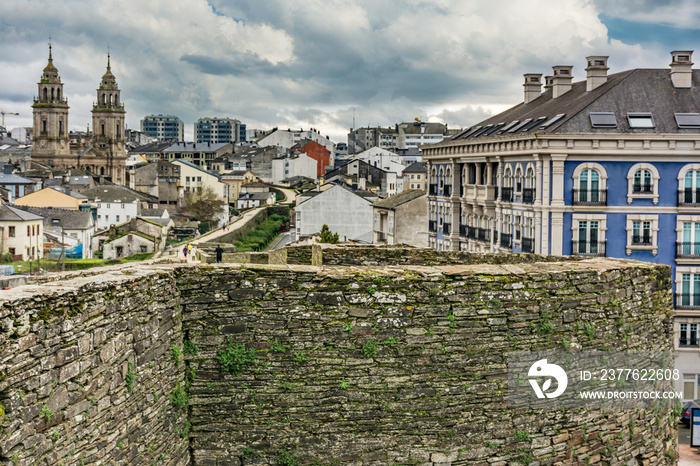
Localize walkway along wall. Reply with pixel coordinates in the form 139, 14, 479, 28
0, 251, 677, 465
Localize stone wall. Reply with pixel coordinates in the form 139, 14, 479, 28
178, 257, 676, 465
0, 252, 677, 466
0, 266, 189, 465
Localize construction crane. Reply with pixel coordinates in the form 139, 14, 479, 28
1, 110, 19, 128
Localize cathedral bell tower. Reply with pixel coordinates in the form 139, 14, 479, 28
91, 54, 127, 183
32, 44, 71, 162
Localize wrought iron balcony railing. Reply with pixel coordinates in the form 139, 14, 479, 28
571, 240, 606, 256
573, 189, 607, 205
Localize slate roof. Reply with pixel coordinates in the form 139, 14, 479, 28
24, 207, 93, 229
81, 184, 157, 203
449, 68, 700, 141
402, 162, 427, 173
0, 171, 35, 185
373, 189, 426, 210
129, 142, 172, 154
400, 122, 447, 135
163, 142, 231, 153
0, 205, 43, 222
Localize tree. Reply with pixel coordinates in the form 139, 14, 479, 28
319, 224, 339, 244
180, 185, 226, 226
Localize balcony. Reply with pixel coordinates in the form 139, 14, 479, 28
429, 220, 437, 233
442, 223, 451, 235
444, 185, 452, 197
500, 187, 514, 202
522, 237, 534, 253
429, 184, 437, 196
522, 188, 535, 204
477, 228, 490, 242
679, 189, 700, 206
467, 226, 477, 240
676, 294, 700, 310
500, 233, 512, 249
571, 240, 606, 256
573, 189, 607, 205
632, 184, 653, 194
632, 235, 652, 246
676, 242, 700, 258
459, 224, 467, 237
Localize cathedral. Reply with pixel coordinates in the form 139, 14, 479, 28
31, 45, 127, 184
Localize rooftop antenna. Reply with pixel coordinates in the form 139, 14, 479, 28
352, 108, 355, 131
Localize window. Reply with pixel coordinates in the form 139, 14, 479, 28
116, 215, 120, 222
682, 374, 700, 401
675, 113, 700, 129
27, 225, 31, 236
515, 166, 523, 193
680, 323, 699, 347
8, 226, 15, 237
572, 214, 606, 256
389, 217, 394, 235
633, 169, 652, 193
680, 273, 700, 308
678, 217, 700, 259
625, 215, 658, 255
590, 112, 617, 128
626, 163, 659, 204
627, 113, 655, 128
680, 166, 700, 205
573, 163, 607, 205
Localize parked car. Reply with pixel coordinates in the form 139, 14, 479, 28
681, 399, 700, 426
0, 265, 14, 276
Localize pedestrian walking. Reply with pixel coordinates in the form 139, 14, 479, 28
187, 244, 194, 262
182, 245, 188, 259
215, 245, 224, 264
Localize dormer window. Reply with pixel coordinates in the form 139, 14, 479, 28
676, 113, 700, 129
627, 113, 655, 128
590, 112, 617, 128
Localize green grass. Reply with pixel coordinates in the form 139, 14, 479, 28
10, 253, 153, 274
233, 214, 289, 252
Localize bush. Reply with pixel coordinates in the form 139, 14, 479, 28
218, 339, 257, 375
234, 214, 289, 252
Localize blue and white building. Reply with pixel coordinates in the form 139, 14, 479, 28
423, 51, 700, 400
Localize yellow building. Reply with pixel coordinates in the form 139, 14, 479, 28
0, 205, 44, 261
15, 187, 89, 210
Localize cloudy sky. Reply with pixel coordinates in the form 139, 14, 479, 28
2, 0, 699, 143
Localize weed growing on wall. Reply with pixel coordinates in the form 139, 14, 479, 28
170, 384, 189, 408
171, 345, 181, 365
40, 404, 55, 422
125, 363, 136, 392
363, 340, 378, 359
218, 339, 257, 375
183, 339, 199, 355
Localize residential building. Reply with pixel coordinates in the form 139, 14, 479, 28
220, 170, 258, 202
26, 207, 95, 259
397, 120, 450, 150
132, 160, 181, 207
15, 186, 89, 210
31, 47, 128, 185
257, 128, 335, 161
129, 142, 173, 163
0, 205, 43, 261
228, 146, 281, 182
141, 114, 184, 142
172, 160, 230, 226
81, 184, 158, 229
292, 139, 331, 176
293, 184, 377, 243
422, 51, 700, 401
271, 153, 317, 185
0, 164, 37, 202
372, 190, 428, 246
195, 117, 246, 144
236, 192, 276, 210
8, 127, 32, 144
125, 129, 156, 148
347, 126, 398, 155
162, 142, 233, 170
101, 231, 156, 260
325, 159, 397, 197
403, 162, 427, 191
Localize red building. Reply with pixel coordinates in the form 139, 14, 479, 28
293, 139, 330, 177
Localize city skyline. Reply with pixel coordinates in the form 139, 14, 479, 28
2, 0, 699, 143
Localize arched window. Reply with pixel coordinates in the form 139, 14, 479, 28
514, 165, 523, 193
43, 88, 47, 100
526, 166, 535, 188
57, 89, 61, 100
573, 163, 608, 205
100, 166, 105, 176
101, 124, 105, 136
679, 165, 700, 205
503, 166, 512, 187
102, 94, 106, 105
633, 169, 652, 193
627, 163, 660, 204
51, 88, 55, 101
438, 167, 444, 188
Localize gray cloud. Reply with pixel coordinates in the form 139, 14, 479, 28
0, 0, 682, 142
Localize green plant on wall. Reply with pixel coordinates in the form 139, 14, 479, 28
363, 340, 378, 359
183, 339, 199, 355
171, 345, 181, 365
170, 384, 189, 409
125, 363, 136, 392
218, 339, 257, 375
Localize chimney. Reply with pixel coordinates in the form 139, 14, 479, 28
2, 164, 11, 175
585, 56, 609, 91
670, 50, 694, 88
551, 66, 574, 98
523, 73, 543, 103
543, 76, 554, 91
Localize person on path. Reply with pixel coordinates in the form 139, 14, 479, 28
215, 245, 224, 263
187, 244, 194, 262
182, 245, 188, 259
